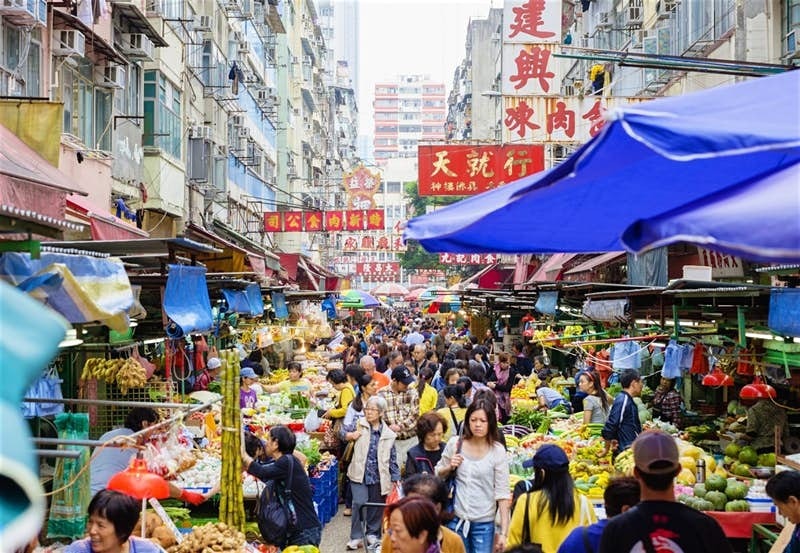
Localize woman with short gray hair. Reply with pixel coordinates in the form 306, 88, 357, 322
345, 395, 400, 550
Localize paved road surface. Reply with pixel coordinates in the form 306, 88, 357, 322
320, 507, 353, 551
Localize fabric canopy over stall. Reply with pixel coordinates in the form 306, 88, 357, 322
221, 283, 264, 317
0, 252, 134, 332
66, 195, 149, 241
404, 71, 800, 262
163, 264, 213, 337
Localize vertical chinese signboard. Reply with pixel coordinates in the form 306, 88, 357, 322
418, 144, 545, 196
344, 165, 381, 209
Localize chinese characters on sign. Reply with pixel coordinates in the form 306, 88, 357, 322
418, 145, 545, 196
504, 0, 561, 44
501, 97, 644, 143
342, 233, 407, 252
502, 44, 562, 96
696, 247, 744, 279
439, 253, 499, 265
344, 165, 381, 209
263, 209, 386, 232
355, 262, 400, 279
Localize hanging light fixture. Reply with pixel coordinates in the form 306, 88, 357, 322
739, 375, 777, 400
107, 456, 170, 538
701, 368, 733, 387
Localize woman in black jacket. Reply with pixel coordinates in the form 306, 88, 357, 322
242, 425, 322, 547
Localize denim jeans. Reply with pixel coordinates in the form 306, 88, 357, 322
447, 518, 495, 553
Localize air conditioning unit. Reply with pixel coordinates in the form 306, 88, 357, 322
657, 0, 678, 18
120, 33, 154, 60
191, 125, 213, 140
193, 15, 211, 31
0, 0, 40, 25
95, 65, 126, 89
786, 29, 799, 59
52, 29, 86, 57
238, 40, 250, 54
237, 127, 250, 139
597, 11, 612, 29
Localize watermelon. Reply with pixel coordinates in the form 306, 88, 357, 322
725, 480, 749, 500
693, 483, 707, 498
706, 474, 727, 492
705, 491, 727, 511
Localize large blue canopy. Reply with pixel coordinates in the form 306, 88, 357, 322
404, 71, 800, 262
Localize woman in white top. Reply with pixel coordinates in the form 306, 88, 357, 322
577, 370, 610, 424
436, 398, 510, 553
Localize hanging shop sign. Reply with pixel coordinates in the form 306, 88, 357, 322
342, 233, 406, 252
503, 0, 562, 45
500, 96, 646, 143
344, 165, 381, 209
418, 144, 545, 196
439, 253, 499, 265
355, 262, 400, 279
695, 247, 744, 279
263, 209, 385, 232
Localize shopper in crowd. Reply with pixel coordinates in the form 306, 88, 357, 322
577, 370, 610, 424
512, 341, 533, 378
341, 372, 381, 516
346, 396, 401, 551
239, 367, 259, 409
380, 367, 420, 471
507, 444, 595, 553
192, 357, 221, 392
64, 490, 164, 553
242, 425, 322, 547
345, 363, 366, 395
436, 367, 462, 408
381, 473, 466, 553
533, 356, 557, 381
405, 411, 448, 476
650, 376, 683, 427
375, 342, 391, 374
438, 384, 467, 442
418, 366, 439, 415
486, 352, 517, 423
241, 348, 268, 377
601, 369, 643, 456
535, 384, 571, 413
384, 497, 444, 553
262, 361, 311, 395
433, 326, 449, 360
765, 470, 800, 553
411, 343, 430, 374
436, 398, 510, 553
557, 476, 640, 553
598, 430, 731, 553
363, 353, 390, 389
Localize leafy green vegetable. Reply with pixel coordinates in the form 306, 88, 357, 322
508, 408, 547, 430
297, 438, 321, 466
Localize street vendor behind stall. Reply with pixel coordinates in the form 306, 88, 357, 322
742, 395, 789, 453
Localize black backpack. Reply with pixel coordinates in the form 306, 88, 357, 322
256, 458, 297, 547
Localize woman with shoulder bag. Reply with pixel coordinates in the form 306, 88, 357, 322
435, 399, 510, 553
340, 371, 380, 516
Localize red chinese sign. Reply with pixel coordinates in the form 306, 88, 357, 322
344, 165, 381, 209
439, 253, 499, 265
356, 262, 400, 278
418, 144, 545, 196
262, 210, 385, 232
342, 233, 406, 252
505, 0, 561, 44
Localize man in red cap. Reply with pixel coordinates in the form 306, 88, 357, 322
599, 430, 731, 552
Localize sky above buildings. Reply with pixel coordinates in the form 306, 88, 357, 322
357, 0, 502, 134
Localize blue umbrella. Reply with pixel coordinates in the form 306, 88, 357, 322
404, 71, 800, 262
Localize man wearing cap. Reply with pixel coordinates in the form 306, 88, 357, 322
598, 430, 731, 553
600, 369, 642, 456
193, 357, 222, 392
379, 367, 420, 471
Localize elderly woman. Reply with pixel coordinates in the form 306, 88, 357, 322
346, 395, 401, 551
341, 371, 381, 516
436, 399, 511, 553
64, 490, 164, 552
385, 497, 446, 553
405, 411, 448, 476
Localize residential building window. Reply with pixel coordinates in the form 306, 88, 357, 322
143, 70, 181, 159
0, 24, 41, 96
59, 60, 111, 150
386, 181, 401, 194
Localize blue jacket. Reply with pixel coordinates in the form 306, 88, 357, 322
601, 391, 641, 451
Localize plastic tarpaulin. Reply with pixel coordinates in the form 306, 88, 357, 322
535, 291, 559, 315
163, 264, 213, 338
0, 252, 134, 332
0, 281, 68, 551
221, 283, 264, 317
768, 288, 800, 338
404, 71, 800, 262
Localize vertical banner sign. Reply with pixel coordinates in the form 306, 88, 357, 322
418, 145, 545, 196
345, 165, 381, 209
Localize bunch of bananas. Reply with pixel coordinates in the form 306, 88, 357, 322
560, 325, 584, 344
80, 357, 147, 394
267, 368, 289, 384
614, 448, 635, 476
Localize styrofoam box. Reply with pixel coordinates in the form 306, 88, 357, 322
683, 265, 713, 281
747, 497, 776, 513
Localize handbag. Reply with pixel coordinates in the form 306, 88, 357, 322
341, 439, 355, 464
256, 457, 297, 548
444, 438, 462, 512
323, 417, 343, 450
